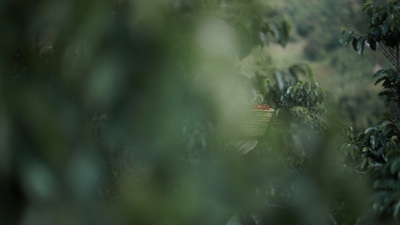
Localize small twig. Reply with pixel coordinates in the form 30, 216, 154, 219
380, 45, 398, 68
397, 44, 400, 71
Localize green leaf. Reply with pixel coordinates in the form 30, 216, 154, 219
275, 70, 285, 91
377, 147, 384, 155
370, 134, 377, 149
380, 120, 391, 128
341, 144, 349, 156
362, 0, 373, 12
340, 30, 346, 44
373, 180, 381, 189
367, 7, 374, 17
382, 17, 390, 35
357, 37, 366, 55
365, 127, 374, 135
383, 127, 391, 136
289, 64, 314, 82
352, 36, 359, 52
350, 146, 357, 159
390, 14, 396, 31
361, 157, 368, 170
369, 162, 383, 168
271, 23, 280, 42
390, 158, 400, 175
373, 69, 388, 78
279, 19, 291, 47
286, 86, 292, 95
340, 30, 354, 46
285, 68, 298, 83
394, 201, 400, 220
369, 39, 377, 51
368, 157, 374, 165
375, 77, 387, 85
372, 13, 379, 25
379, 91, 393, 97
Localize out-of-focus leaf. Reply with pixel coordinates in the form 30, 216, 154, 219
394, 201, 400, 220
361, 158, 368, 170
275, 70, 285, 91
362, 0, 374, 12
390, 158, 400, 175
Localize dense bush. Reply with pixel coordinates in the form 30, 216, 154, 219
342, 1, 400, 223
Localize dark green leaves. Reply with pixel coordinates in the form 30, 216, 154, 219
274, 63, 315, 85
390, 158, 400, 175
362, 0, 374, 12
340, 30, 368, 54
279, 18, 292, 47
254, 62, 325, 130
339, 30, 354, 46
288, 63, 315, 83
369, 39, 377, 50
351, 36, 366, 55
262, 18, 291, 47
382, 17, 390, 35
394, 201, 400, 220
343, 0, 400, 54
372, 68, 399, 103
343, 116, 400, 171
275, 70, 285, 91
373, 68, 391, 78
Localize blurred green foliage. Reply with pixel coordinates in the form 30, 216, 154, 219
0, 1, 373, 225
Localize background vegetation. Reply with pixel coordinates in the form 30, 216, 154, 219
268, 0, 395, 132
1, 0, 399, 225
